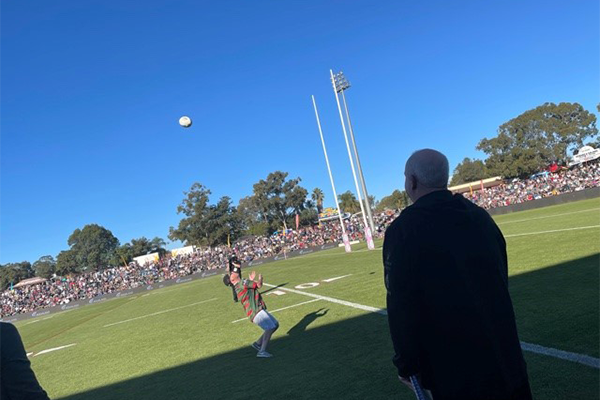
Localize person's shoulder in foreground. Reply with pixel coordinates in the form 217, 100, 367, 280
1, 322, 51, 400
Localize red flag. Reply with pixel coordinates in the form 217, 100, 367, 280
295, 214, 300, 230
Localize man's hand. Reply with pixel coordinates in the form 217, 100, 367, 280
249, 271, 256, 280
398, 375, 413, 390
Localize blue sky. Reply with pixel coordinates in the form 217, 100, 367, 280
1, 0, 598, 263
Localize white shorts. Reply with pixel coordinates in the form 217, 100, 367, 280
253, 310, 279, 331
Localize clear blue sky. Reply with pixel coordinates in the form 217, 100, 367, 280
1, 0, 598, 264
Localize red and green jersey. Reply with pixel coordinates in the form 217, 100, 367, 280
234, 279, 266, 321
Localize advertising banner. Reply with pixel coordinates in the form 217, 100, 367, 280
2, 242, 340, 322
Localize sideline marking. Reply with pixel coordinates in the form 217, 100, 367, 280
22, 315, 55, 326
103, 298, 217, 328
32, 343, 77, 357
264, 283, 600, 369
323, 274, 353, 283
263, 283, 386, 315
497, 208, 600, 225
520, 342, 600, 369
231, 299, 320, 324
504, 225, 600, 238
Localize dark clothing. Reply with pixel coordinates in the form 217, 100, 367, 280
231, 285, 239, 302
229, 267, 241, 303
1, 322, 50, 400
384, 190, 531, 400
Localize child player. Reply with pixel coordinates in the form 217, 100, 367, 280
227, 265, 279, 358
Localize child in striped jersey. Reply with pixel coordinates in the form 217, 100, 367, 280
229, 268, 279, 358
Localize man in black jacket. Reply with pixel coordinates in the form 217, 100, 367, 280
1, 322, 50, 400
383, 149, 532, 400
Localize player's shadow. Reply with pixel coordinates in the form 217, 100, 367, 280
54, 254, 599, 400
287, 308, 328, 336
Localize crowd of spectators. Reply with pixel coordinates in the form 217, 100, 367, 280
462, 160, 600, 209
3, 159, 597, 317
0, 213, 398, 317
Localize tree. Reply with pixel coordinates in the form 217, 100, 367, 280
311, 188, 325, 214
56, 250, 79, 276
169, 183, 242, 247
247, 171, 308, 233
478, 102, 598, 178
364, 195, 377, 211
112, 244, 134, 267
33, 255, 56, 279
376, 190, 409, 212
0, 261, 33, 290
66, 224, 120, 271
112, 237, 167, 266
450, 158, 489, 186
130, 237, 166, 257
338, 191, 361, 214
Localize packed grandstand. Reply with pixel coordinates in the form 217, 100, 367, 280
1, 158, 599, 318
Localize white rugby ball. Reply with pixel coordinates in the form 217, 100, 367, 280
179, 116, 192, 128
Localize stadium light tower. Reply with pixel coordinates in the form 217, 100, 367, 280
330, 70, 375, 250
331, 71, 376, 236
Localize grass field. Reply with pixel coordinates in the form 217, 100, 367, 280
16, 198, 600, 400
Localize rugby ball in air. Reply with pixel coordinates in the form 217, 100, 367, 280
179, 116, 192, 128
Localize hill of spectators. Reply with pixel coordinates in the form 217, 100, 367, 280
2, 159, 598, 318
461, 159, 600, 209
0, 212, 398, 317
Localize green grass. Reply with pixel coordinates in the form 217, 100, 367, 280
16, 198, 600, 399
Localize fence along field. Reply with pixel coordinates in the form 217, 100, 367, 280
15, 197, 600, 400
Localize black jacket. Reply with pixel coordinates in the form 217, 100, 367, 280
1, 322, 50, 400
383, 190, 531, 400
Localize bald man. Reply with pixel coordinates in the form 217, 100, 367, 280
383, 149, 532, 400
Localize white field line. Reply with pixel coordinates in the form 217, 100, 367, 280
504, 225, 600, 239
22, 315, 55, 326
32, 343, 77, 357
520, 342, 599, 369
323, 274, 353, 282
263, 283, 387, 315
496, 208, 600, 225
103, 298, 217, 328
231, 299, 321, 323
265, 283, 600, 369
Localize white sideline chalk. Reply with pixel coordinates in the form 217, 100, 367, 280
497, 208, 600, 225
264, 283, 600, 369
33, 343, 76, 357
263, 283, 387, 315
504, 225, 600, 238
103, 298, 217, 328
520, 342, 600, 369
231, 299, 321, 323
323, 274, 353, 283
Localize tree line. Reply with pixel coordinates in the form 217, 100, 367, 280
0, 168, 410, 290
450, 102, 599, 185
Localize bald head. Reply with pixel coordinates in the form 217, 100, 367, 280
404, 149, 449, 202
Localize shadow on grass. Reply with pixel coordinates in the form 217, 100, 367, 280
58, 255, 599, 400
287, 308, 328, 336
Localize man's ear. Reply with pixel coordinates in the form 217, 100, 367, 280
411, 175, 418, 191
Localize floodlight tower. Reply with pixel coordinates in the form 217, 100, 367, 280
331, 71, 376, 235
